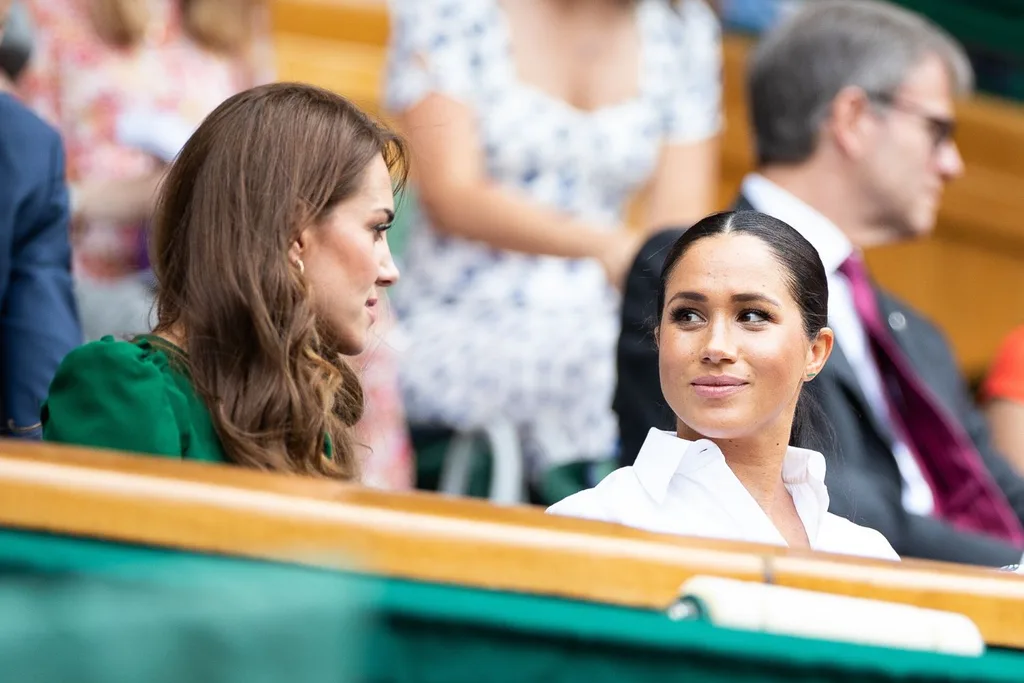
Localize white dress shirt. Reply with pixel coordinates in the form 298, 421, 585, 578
548, 429, 900, 561
740, 174, 935, 516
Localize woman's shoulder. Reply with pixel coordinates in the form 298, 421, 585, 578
545, 466, 643, 522
42, 336, 196, 457
985, 325, 1024, 400
646, 0, 720, 35
643, 0, 722, 121
820, 512, 901, 562
997, 325, 1024, 353
390, 0, 496, 34
55, 335, 182, 384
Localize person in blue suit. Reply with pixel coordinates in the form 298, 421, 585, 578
0, 0, 81, 437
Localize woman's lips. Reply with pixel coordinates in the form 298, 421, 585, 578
366, 298, 378, 323
691, 375, 748, 399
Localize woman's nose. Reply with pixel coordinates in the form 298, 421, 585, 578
377, 243, 400, 287
702, 318, 737, 364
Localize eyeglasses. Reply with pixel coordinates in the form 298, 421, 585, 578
865, 91, 957, 150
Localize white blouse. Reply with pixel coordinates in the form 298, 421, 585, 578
548, 429, 900, 561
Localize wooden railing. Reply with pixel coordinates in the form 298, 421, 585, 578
269, 0, 388, 115
268, 0, 1024, 379
3, 440, 1024, 648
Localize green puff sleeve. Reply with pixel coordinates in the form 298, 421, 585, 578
42, 337, 192, 458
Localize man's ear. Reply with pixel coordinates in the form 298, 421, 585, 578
804, 327, 834, 381
827, 86, 877, 161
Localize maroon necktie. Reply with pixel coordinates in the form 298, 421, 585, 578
839, 255, 1024, 544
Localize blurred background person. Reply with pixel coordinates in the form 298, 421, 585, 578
0, 0, 31, 90
351, 315, 414, 490
16, 0, 274, 342
385, 0, 722, 490
984, 326, 1024, 475
0, 0, 80, 438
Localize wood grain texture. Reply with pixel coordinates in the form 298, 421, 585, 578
4, 441, 1024, 647
0, 440, 765, 608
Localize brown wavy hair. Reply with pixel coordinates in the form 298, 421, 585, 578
151, 82, 407, 479
89, 0, 259, 53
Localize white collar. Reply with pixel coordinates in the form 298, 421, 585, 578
632, 428, 829, 508
740, 173, 854, 276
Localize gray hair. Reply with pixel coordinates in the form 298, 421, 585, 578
748, 0, 973, 166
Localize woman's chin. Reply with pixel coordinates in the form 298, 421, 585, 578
679, 416, 751, 442
335, 336, 366, 357
316, 319, 365, 357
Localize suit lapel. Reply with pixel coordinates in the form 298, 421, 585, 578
875, 290, 913, 358
823, 340, 894, 441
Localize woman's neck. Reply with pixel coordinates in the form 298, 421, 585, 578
152, 324, 188, 352
678, 424, 791, 513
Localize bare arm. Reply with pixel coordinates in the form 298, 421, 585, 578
399, 93, 640, 284
643, 136, 720, 232
987, 400, 1024, 476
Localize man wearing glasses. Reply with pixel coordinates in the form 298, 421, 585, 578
616, 0, 1024, 567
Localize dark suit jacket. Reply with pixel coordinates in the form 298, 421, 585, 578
0, 94, 81, 437
614, 197, 1024, 567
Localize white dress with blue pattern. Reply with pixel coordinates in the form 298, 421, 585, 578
385, 0, 721, 472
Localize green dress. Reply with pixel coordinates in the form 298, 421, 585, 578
42, 336, 228, 462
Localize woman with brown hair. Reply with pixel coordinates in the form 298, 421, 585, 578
18, 0, 273, 341
41, 83, 405, 479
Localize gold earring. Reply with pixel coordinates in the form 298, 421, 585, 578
296, 259, 305, 275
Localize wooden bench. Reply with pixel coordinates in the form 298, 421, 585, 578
268, 0, 1024, 379
3, 439, 1024, 652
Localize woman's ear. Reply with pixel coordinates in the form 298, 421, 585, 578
289, 228, 310, 267
804, 327, 834, 382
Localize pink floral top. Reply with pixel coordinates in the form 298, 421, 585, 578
18, 0, 274, 279
353, 306, 414, 491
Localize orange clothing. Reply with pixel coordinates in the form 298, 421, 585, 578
984, 326, 1024, 404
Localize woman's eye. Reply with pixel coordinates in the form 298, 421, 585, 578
372, 222, 393, 238
739, 309, 771, 324
670, 308, 703, 325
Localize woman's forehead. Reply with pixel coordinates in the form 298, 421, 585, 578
669, 234, 789, 296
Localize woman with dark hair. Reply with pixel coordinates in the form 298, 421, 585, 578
549, 211, 898, 559
41, 83, 405, 480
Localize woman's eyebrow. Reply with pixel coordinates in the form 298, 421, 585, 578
732, 293, 781, 307
667, 291, 707, 304
666, 292, 782, 307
